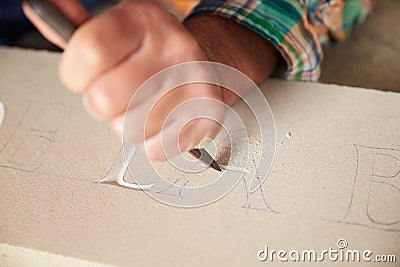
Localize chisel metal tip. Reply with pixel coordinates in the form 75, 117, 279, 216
210, 159, 222, 172
189, 148, 222, 172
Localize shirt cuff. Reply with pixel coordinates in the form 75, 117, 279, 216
187, 0, 323, 81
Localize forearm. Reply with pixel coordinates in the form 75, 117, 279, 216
184, 14, 278, 105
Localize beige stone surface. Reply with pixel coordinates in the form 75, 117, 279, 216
0, 48, 399, 266
0, 243, 109, 267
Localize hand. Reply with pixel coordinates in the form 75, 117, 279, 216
23, 0, 224, 161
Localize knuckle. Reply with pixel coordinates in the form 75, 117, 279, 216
167, 32, 201, 60
78, 36, 103, 68
85, 85, 115, 120
74, 13, 125, 68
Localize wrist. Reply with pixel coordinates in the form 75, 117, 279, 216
184, 14, 278, 104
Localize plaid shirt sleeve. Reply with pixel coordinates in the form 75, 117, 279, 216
187, 0, 372, 82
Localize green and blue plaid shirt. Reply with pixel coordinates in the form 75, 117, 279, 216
189, 0, 372, 81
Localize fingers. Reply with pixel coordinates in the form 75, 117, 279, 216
22, 0, 89, 48
59, 2, 145, 93
24, 0, 223, 162
124, 89, 225, 161
73, 1, 205, 121
82, 50, 160, 120
144, 118, 221, 161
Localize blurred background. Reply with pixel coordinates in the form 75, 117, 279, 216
0, 0, 399, 91
0, 0, 113, 50
0, 0, 197, 50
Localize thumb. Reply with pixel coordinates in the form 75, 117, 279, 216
22, 0, 90, 49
